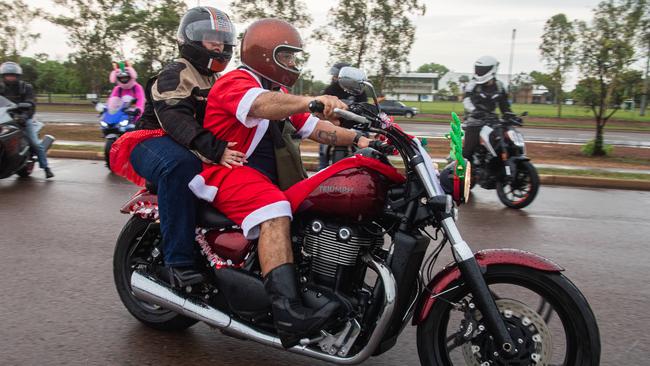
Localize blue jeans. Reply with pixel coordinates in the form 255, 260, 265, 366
130, 136, 202, 267
24, 119, 48, 169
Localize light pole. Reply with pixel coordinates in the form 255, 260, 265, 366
507, 29, 516, 93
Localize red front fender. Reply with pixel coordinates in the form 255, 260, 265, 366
412, 248, 563, 325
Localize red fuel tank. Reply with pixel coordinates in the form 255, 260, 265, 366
298, 168, 389, 221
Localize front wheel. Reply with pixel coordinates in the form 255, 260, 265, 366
113, 215, 198, 331
496, 161, 539, 209
416, 264, 600, 366
104, 138, 116, 170
405, 111, 414, 118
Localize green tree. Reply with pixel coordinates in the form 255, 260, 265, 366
637, 1, 650, 115
539, 13, 576, 117
529, 70, 557, 102
229, 0, 312, 29
313, 0, 371, 68
116, 0, 186, 80
46, 0, 123, 93
0, 0, 40, 61
575, 0, 644, 155
315, 0, 426, 90
416, 62, 449, 76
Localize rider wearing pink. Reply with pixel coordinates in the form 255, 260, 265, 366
109, 61, 145, 120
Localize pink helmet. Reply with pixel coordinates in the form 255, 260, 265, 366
109, 61, 138, 89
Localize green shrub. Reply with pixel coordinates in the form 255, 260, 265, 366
581, 139, 613, 155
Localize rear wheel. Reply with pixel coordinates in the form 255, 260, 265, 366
496, 161, 539, 209
16, 161, 35, 177
416, 265, 600, 366
405, 111, 414, 118
113, 215, 197, 331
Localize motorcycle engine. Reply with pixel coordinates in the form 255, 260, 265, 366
300, 219, 384, 290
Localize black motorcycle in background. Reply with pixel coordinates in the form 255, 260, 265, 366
468, 111, 540, 209
0, 96, 54, 179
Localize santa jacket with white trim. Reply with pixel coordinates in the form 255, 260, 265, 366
193, 69, 318, 200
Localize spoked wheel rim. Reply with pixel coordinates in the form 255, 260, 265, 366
501, 168, 533, 205
434, 274, 582, 365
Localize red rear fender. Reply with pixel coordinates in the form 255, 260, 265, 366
413, 248, 563, 325
120, 189, 159, 219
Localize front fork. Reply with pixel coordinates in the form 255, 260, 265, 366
442, 217, 516, 355
412, 158, 516, 356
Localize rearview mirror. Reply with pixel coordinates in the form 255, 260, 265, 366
338, 67, 367, 96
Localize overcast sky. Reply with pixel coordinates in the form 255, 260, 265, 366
25, 0, 610, 85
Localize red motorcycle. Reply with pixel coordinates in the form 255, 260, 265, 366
113, 69, 599, 365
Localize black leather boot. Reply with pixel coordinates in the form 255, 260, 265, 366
264, 263, 339, 348
44, 168, 54, 179
159, 266, 204, 288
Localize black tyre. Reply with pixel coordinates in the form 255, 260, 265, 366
405, 111, 414, 118
16, 161, 35, 177
113, 215, 198, 331
417, 264, 600, 366
104, 138, 115, 170
496, 161, 539, 209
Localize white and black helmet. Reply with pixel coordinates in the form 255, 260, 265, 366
473, 56, 498, 84
0, 61, 23, 76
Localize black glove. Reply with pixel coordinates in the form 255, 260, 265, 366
368, 140, 394, 155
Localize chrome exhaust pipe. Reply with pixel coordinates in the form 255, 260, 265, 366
130, 254, 396, 365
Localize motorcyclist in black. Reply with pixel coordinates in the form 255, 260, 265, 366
318, 62, 368, 169
128, 6, 241, 287
0, 62, 53, 178
462, 55, 512, 162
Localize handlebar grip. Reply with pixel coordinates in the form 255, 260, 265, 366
308, 100, 325, 113
333, 108, 370, 125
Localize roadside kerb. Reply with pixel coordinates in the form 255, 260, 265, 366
49, 148, 650, 191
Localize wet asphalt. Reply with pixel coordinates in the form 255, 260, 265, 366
0, 158, 649, 365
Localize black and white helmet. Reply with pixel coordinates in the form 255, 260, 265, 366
0, 61, 23, 77
473, 56, 498, 84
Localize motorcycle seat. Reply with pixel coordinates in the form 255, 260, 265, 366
145, 181, 235, 228
197, 202, 236, 228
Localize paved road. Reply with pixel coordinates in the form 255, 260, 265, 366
1, 158, 649, 365
37, 111, 650, 147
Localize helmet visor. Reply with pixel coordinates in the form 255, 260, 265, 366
274, 47, 303, 74
474, 65, 493, 77
117, 75, 131, 84
183, 19, 235, 45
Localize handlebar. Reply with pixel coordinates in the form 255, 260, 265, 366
333, 108, 370, 126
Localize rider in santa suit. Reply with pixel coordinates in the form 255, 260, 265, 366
188, 18, 375, 348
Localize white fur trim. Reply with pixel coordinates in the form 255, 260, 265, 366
236, 88, 269, 127
245, 120, 269, 158
188, 175, 218, 202
241, 201, 292, 239
296, 115, 319, 139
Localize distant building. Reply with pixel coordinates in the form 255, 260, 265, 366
383, 71, 512, 102
383, 72, 439, 101
513, 84, 550, 104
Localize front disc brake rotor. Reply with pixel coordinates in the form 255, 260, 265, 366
461, 298, 553, 365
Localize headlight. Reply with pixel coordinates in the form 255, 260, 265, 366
119, 120, 129, 127
506, 130, 525, 147
100, 121, 108, 128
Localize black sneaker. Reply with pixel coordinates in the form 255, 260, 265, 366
158, 266, 204, 288
44, 168, 54, 179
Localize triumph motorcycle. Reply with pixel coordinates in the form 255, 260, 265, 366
0, 96, 54, 179
113, 68, 600, 365
467, 111, 539, 209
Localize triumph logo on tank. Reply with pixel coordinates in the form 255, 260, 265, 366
319, 185, 354, 194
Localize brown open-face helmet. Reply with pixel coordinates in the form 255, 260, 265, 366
240, 18, 303, 88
